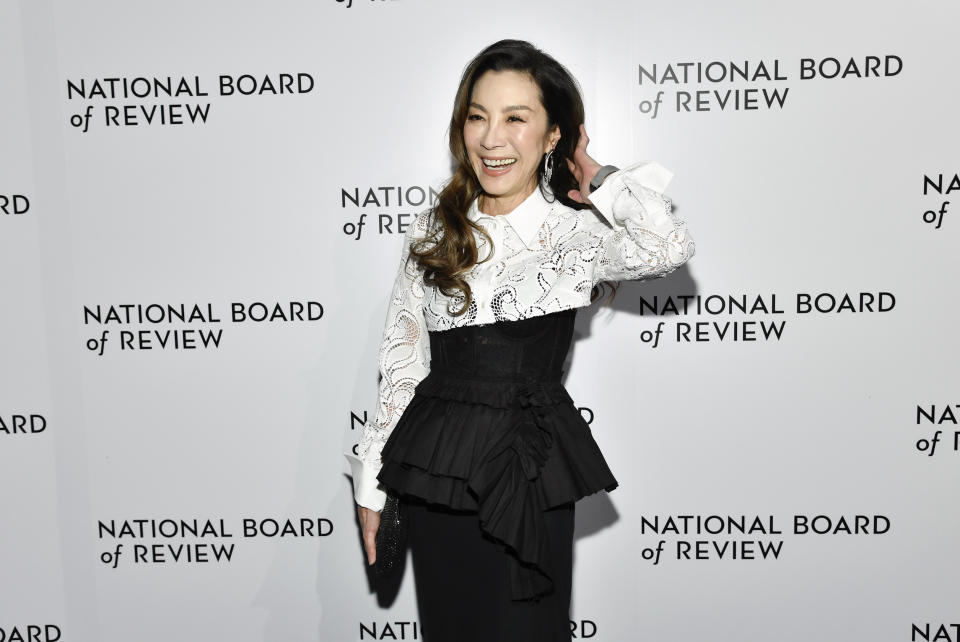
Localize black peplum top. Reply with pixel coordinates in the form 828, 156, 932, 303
377, 307, 618, 602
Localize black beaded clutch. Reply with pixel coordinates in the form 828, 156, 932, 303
373, 491, 407, 577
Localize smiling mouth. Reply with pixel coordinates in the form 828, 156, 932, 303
482, 158, 517, 167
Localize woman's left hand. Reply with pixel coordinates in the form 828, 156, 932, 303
565, 123, 604, 205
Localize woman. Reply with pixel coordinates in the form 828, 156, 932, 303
345, 39, 694, 641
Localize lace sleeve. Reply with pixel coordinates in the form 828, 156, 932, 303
344, 212, 431, 511
587, 160, 695, 282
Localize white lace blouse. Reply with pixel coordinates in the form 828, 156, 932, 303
345, 160, 695, 510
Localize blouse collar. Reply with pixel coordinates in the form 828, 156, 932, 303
467, 185, 555, 249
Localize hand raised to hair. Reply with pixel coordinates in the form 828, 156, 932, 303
565, 123, 605, 205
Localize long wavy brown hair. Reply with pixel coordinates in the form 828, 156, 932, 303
412, 39, 615, 315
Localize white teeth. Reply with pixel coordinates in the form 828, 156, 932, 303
483, 158, 517, 167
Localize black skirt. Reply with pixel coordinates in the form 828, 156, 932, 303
405, 496, 575, 642
377, 308, 618, 636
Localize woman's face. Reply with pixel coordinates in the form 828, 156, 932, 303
463, 69, 560, 215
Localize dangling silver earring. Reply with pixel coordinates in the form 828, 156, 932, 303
543, 148, 554, 184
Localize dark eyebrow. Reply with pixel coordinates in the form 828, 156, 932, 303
469, 102, 533, 112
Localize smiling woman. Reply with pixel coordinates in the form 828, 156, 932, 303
463, 70, 561, 215
346, 39, 695, 642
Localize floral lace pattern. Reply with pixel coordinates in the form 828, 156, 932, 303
350, 161, 694, 509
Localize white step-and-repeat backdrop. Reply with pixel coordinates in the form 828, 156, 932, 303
2, 0, 958, 640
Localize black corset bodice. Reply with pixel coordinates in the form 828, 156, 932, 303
378, 305, 617, 603
427, 308, 576, 383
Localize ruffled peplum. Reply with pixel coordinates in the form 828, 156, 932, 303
377, 336, 619, 602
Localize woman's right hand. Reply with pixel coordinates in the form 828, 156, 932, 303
357, 505, 381, 565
